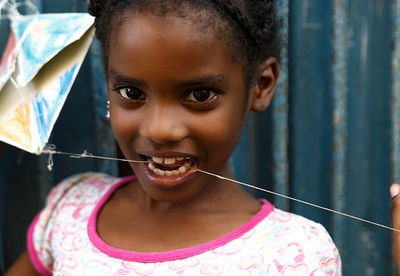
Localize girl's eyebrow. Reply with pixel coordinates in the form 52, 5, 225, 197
108, 69, 148, 89
108, 69, 230, 89
177, 74, 230, 89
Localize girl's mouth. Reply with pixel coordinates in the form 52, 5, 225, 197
139, 154, 198, 188
146, 156, 195, 176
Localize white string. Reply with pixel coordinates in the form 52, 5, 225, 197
196, 168, 400, 233
41, 146, 400, 233
9, 76, 19, 90
42, 147, 149, 166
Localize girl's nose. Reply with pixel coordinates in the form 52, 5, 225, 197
139, 105, 188, 145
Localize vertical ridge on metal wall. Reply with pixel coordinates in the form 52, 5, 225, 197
330, 0, 348, 258
0, 215, 3, 275
90, 38, 118, 175
273, 0, 289, 210
392, 0, 400, 185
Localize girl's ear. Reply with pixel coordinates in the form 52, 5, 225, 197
251, 57, 279, 112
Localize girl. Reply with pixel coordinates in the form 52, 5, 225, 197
6, 0, 341, 274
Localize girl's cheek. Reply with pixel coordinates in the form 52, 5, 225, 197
110, 111, 139, 144
193, 112, 245, 148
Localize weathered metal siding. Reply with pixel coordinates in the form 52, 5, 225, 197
0, 0, 117, 272
232, 0, 397, 274
0, 0, 398, 274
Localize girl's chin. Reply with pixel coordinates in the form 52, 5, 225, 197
140, 162, 198, 189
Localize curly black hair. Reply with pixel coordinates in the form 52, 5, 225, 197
88, 0, 279, 85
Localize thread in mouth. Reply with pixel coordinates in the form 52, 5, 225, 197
146, 156, 195, 176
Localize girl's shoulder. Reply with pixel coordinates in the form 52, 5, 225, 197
44, 172, 121, 207
257, 205, 341, 264
264, 206, 326, 229
260, 206, 336, 245
27, 172, 131, 275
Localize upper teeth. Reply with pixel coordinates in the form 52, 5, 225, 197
164, 158, 176, 165
148, 156, 194, 176
151, 156, 189, 164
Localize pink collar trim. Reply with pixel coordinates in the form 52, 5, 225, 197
88, 175, 274, 263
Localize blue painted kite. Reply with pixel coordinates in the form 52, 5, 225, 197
0, 4, 94, 153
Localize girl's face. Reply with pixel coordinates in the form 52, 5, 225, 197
107, 13, 260, 202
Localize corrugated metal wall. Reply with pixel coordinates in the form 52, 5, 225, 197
0, 0, 399, 274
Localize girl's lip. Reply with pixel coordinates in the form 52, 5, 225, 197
142, 162, 197, 188
137, 151, 197, 159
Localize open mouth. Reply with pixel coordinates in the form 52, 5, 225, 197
144, 156, 196, 176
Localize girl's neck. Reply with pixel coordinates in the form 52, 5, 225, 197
136, 177, 257, 214
96, 174, 262, 253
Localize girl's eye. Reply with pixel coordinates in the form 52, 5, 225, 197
119, 87, 145, 100
185, 89, 216, 103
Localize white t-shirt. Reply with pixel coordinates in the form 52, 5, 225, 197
28, 172, 341, 275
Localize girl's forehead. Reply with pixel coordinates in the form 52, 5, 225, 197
110, 9, 240, 57
113, 9, 223, 40
114, 14, 211, 42
108, 13, 241, 68
107, 14, 246, 92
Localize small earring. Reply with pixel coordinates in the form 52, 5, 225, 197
106, 100, 110, 119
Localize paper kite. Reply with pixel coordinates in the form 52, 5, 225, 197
0, 13, 94, 154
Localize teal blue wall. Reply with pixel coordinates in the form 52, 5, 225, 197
1, 0, 399, 274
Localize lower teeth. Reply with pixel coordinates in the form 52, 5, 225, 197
148, 161, 192, 176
